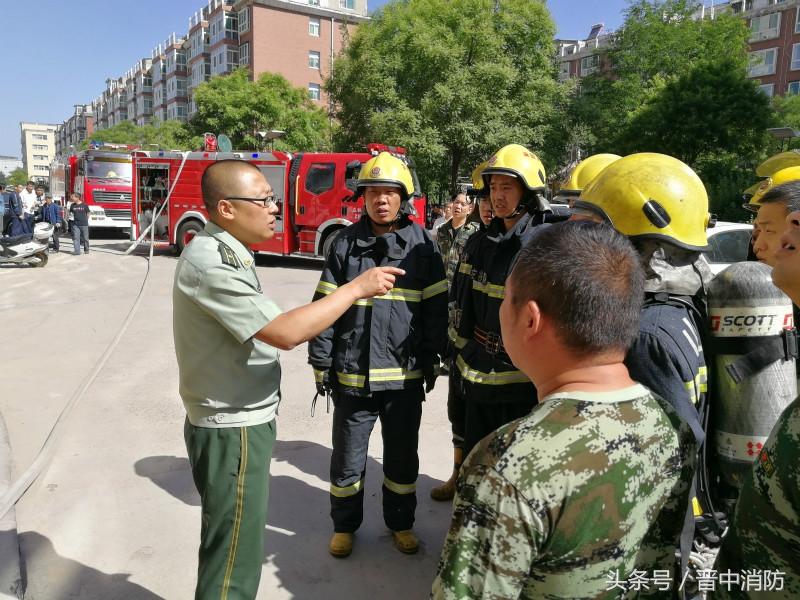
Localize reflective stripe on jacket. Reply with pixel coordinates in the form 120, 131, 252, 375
452, 214, 543, 403
308, 216, 448, 397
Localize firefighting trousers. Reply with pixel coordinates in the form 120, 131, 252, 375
184, 418, 277, 600
463, 395, 537, 458
329, 388, 423, 533
447, 370, 466, 449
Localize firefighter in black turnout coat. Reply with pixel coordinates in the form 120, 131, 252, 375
308, 152, 448, 558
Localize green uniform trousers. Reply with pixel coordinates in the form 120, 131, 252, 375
184, 418, 277, 600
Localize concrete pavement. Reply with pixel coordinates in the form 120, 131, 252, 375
0, 235, 454, 599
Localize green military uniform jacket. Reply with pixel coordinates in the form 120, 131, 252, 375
432, 384, 697, 599
173, 221, 282, 428
437, 219, 481, 286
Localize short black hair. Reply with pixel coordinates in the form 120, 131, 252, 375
509, 220, 645, 356
759, 181, 800, 214
200, 159, 262, 213
72, 192, 82, 200
26, 180, 34, 186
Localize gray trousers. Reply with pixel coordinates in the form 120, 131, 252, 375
72, 225, 89, 254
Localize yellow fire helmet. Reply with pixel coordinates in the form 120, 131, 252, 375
561, 154, 622, 196
742, 180, 762, 203
481, 143, 547, 192
575, 152, 710, 251
468, 160, 489, 198
356, 152, 415, 201
755, 150, 800, 178
746, 165, 800, 213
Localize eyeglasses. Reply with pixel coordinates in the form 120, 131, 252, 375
223, 195, 281, 211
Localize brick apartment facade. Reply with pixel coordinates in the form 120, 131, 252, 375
56, 0, 368, 152
55, 105, 95, 157
236, 0, 364, 107
557, 0, 800, 99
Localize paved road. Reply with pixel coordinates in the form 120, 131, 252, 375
1, 233, 453, 599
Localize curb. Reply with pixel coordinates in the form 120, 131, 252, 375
0, 412, 22, 599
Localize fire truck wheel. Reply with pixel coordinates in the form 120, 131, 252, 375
176, 220, 203, 254
321, 228, 342, 259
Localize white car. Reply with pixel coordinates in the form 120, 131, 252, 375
703, 221, 754, 275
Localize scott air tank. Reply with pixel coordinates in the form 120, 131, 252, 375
707, 261, 797, 511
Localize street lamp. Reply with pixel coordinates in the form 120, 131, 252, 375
255, 129, 287, 152
767, 127, 800, 151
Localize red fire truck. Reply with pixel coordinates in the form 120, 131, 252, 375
130, 144, 427, 256
50, 146, 135, 230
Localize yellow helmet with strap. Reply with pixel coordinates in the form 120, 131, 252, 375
481, 144, 546, 192
745, 165, 800, 213
575, 152, 710, 251
755, 151, 800, 178
356, 152, 415, 200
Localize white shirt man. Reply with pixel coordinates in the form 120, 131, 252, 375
19, 184, 37, 217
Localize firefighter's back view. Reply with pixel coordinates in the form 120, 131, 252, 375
308, 152, 448, 558
572, 153, 712, 591
451, 143, 551, 457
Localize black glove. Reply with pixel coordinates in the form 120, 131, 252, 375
424, 365, 439, 393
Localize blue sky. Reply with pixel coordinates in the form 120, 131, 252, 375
0, 0, 628, 160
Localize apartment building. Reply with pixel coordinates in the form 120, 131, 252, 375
54, 105, 95, 157
20, 122, 57, 181
557, 0, 800, 99
235, 0, 368, 106
60, 0, 369, 133
0, 156, 23, 176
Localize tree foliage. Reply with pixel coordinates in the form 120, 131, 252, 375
189, 68, 331, 152
568, 0, 774, 220
326, 0, 568, 199
8, 168, 29, 187
84, 120, 196, 151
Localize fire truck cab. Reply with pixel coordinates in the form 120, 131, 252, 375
130, 144, 426, 257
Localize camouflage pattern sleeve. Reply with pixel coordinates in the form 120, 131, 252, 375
713, 396, 800, 599
431, 463, 542, 600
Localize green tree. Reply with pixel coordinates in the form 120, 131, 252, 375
189, 68, 331, 152
8, 168, 29, 187
83, 120, 196, 151
568, 0, 773, 220
326, 0, 567, 198
0, 171, 6, 186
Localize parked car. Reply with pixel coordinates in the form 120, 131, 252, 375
704, 221, 753, 275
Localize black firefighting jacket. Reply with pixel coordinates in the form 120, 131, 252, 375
451, 213, 542, 403
308, 216, 448, 397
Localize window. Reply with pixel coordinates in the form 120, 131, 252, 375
789, 81, 800, 95
339, 0, 355, 9
239, 42, 250, 66
758, 83, 775, 97
225, 13, 239, 41
750, 12, 780, 41
33, 144, 47, 150
238, 7, 250, 33
227, 47, 239, 69
309, 50, 321, 69
305, 163, 335, 194
308, 83, 321, 101
309, 17, 320, 37
559, 61, 571, 80
309, 0, 320, 5
748, 48, 778, 77
33, 134, 48, 140
793, 44, 800, 70
706, 229, 753, 265
34, 165, 49, 172
796, 6, 800, 34
580, 54, 600, 76
34, 154, 48, 160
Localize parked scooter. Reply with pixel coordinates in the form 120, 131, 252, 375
0, 223, 53, 267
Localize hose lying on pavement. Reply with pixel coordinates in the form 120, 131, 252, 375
0, 152, 189, 520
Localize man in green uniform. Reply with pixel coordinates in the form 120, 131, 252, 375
712, 198, 800, 599
173, 159, 402, 600
432, 221, 697, 599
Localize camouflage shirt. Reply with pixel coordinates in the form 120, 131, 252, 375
431, 384, 697, 600
437, 219, 481, 285
713, 396, 800, 599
